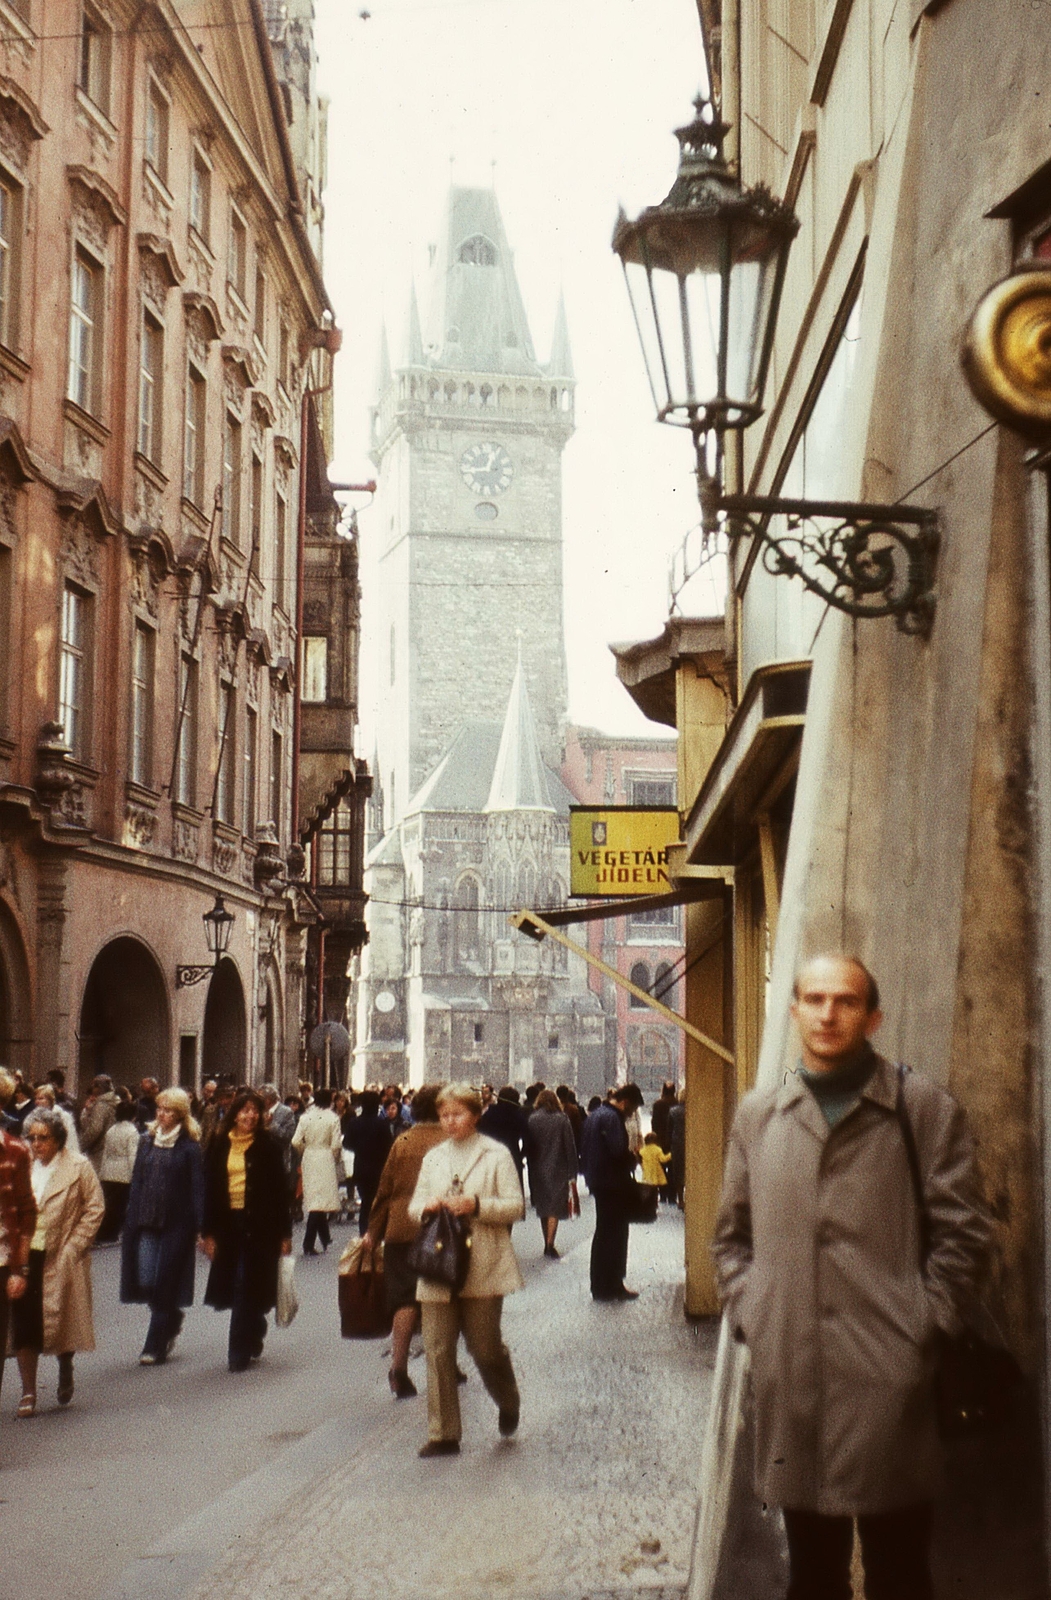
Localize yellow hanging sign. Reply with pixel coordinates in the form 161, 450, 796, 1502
569, 807, 680, 898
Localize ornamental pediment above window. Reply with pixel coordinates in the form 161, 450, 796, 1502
0, 74, 46, 172
66, 165, 126, 252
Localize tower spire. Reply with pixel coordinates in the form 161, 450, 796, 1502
405, 281, 424, 364
374, 321, 392, 398
548, 290, 574, 380
485, 645, 553, 813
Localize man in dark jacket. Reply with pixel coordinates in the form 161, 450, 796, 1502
479, 1086, 530, 1192
580, 1086, 637, 1301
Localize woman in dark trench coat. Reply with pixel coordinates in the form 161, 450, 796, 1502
200, 1088, 292, 1372
120, 1088, 205, 1365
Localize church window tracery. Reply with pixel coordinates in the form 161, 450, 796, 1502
454, 875, 481, 970
458, 235, 498, 266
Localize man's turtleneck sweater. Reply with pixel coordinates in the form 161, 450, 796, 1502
797, 1044, 877, 1129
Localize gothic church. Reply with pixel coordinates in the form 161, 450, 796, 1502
354, 188, 608, 1092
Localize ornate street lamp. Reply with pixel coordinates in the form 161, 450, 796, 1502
614, 98, 940, 636
176, 894, 235, 988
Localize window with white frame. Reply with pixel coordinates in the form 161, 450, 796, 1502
138, 312, 163, 462
302, 636, 328, 702
145, 80, 170, 186
129, 620, 155, 786
270, 728, 283, 836
274, 489, 287, 611
243, 703, 257, 835
249, 452, 263, 575
59, 584, 91, 760
68, 248, 101, 413
228, 208, 247, 300
176, 653, 198, 806
0, 174, 22, 351
222, 411, 242, 545
216, 680, 235, 825
183, 362, 206, 504
190, 150, 211, 244
78, 5, 111, 115
253, 263, 266, 347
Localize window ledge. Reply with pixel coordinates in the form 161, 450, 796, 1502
172, 800, 204, 824
0, 0, 35, 49
63, 398, 109, 444
180, 496, 210, 532
252, 335, 268, 366
125, 780, 160, 806
75, 86, 116, 143
134, 452, 168, 491
219, 536, 246, 565
63, 757, 100, 786
213, 819, 240, 843
188, 226, 214, 264
0, 732, 16, 757
0, 344, 28, 382
226, 283, 248, 319
143, 162, 174, 211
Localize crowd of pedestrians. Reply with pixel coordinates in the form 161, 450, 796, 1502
0, 1061, 678, 1454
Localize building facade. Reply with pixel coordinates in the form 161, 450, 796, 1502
561, 723, 686, 1097
0, 0, 342, 1097
611, 1, 1051, 1592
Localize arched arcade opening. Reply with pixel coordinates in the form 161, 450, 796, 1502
78, 937, 170, 1090
202, 956, 247, 1084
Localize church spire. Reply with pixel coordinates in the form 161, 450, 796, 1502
374, 321, 392, 399
405, 281, 424, 364
548, 290, 574, 380
422, 187, 541, 376
485, 644, 553, 813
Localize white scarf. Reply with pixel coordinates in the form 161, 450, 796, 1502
152, 1125, 180, 1149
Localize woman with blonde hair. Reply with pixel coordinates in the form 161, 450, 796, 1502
409, 1082, 525, 1456
120, 1087, 204, 1366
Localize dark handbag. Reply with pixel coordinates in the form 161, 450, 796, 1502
338, 1239, 392, 1339
625, 1178, 659, 1225
407, 1206, 473, 1292
895, 1064, 1023, 1436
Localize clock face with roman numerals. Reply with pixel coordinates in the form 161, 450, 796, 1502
460, 441, 514, 496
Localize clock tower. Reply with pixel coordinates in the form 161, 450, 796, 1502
368, 186, 574, 824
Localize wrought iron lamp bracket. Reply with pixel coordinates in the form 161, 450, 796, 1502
717, 493, 940, 637
176, 963, 215, 989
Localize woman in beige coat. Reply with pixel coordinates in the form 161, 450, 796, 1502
292, 1088, 343, 1255
15, 1107, 104, 1417
409, 1082, 525, 1457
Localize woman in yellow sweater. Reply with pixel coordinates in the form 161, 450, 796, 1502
201, 1089, 291, 1372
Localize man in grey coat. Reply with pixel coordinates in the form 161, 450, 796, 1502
712, 954, 988, 1600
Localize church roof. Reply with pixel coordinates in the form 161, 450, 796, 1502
404, 718, 573, 817
420, 187, 542, 377
485, 653, 553, 813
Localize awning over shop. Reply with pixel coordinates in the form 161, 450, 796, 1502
682, 660, 810, 866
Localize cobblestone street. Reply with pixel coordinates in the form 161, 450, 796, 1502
3, 1200, 715, 1600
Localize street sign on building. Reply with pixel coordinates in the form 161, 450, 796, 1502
569, 806, 680, 897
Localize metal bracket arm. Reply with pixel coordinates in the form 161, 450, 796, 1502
511, 908, 734, 1066
176, 964, 214, 989
719, 492, 941, 636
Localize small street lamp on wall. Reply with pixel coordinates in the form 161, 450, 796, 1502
176, 894, 235, 989
613, 97, 940, 636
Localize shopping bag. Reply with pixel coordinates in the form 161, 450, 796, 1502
275, 1253, 299, 1328
338, 1236, 391, 1338
625, 1179, 659, 1224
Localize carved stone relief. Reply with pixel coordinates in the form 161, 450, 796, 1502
62, 515, 99, 587
173, 816, 200, 863
139, 251, 169, 316
0, 99, 31, 172
213, 837, 239, 878
124, 801, 157, 849
53, 782, 88, 830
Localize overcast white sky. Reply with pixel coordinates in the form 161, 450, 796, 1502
315, 0, 717, 738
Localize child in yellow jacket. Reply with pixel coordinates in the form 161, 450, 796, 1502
640, 1131, 670, 1188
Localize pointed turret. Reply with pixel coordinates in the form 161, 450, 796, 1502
485, 647, 553, 813
374, 322, 392, 399
405, 281, 424, 365
548, 290, 574, 380
422, 187, 541, 376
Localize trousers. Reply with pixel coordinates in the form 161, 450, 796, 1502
589, 1185, 629, 1298
303, 1211, 331, 1252
783, 1504, 934, 1600
421, 1296, 519, 1443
